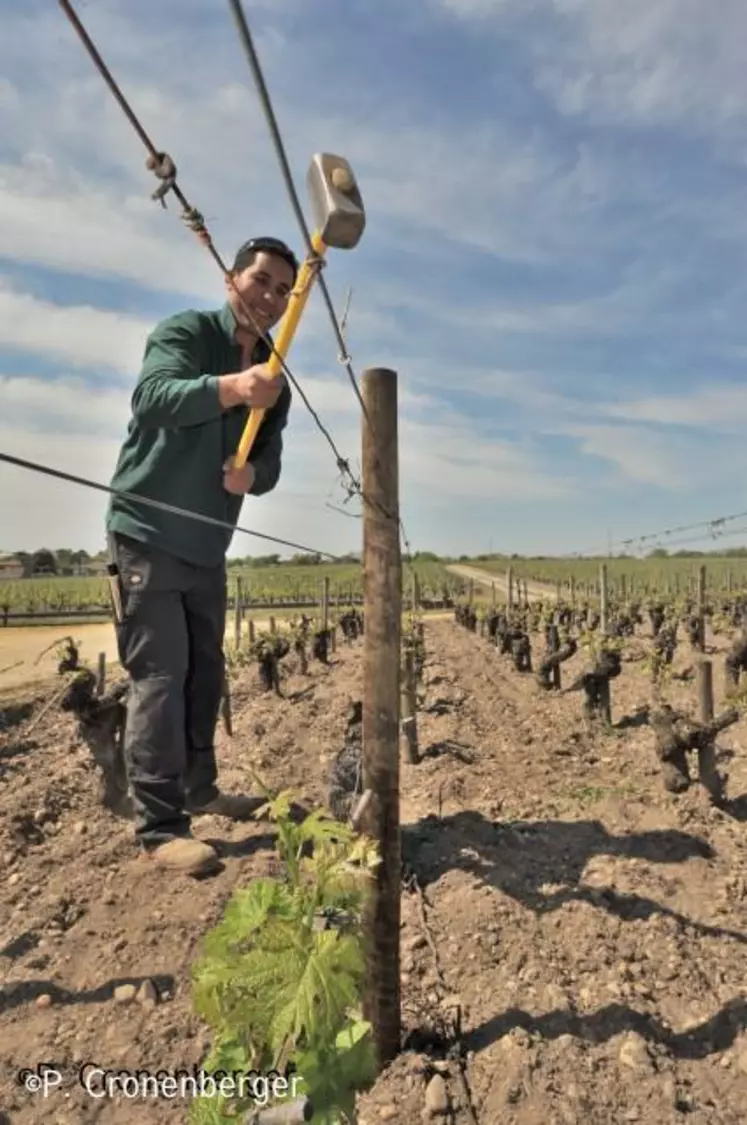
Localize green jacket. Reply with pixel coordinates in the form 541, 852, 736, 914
106, 303, 290, 567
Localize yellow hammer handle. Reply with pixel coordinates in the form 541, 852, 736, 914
233, 230, 327, 469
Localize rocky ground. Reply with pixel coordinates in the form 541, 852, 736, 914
1, 613, 746, 1125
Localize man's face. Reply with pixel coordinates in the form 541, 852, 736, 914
227, 250, 295, 336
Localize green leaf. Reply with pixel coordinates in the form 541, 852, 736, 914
298, 808, 355, 846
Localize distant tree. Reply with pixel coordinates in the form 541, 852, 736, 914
55, 548, 75, 573
70, 549, 90, 573
32, 548, 57, 575
14, 551, 32, 578
249, 554, 282, 567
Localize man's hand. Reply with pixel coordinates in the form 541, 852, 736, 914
223, 458, 255, 495
218, 364, 285, 410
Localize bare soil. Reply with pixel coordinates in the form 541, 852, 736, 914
1, 614, 746, 1125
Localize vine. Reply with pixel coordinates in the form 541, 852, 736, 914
190, 787, 380, 1125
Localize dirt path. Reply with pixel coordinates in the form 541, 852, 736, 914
1, 619, 746, 1123
446, 563, 556, 602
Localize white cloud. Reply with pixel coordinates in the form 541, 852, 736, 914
601, 384, 747, 432
566, 424, 695, 488
401, 417, 568, 501
542, 0, 747, 133
436, 0, 747, 135
0, 368, 567, 552
0, 155, 220, 300
0, 280, 152, 375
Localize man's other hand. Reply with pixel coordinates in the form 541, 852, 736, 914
218, 364, 285, 410
223, 458, 255, 495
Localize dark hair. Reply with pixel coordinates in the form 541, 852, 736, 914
232, 237, 299, 283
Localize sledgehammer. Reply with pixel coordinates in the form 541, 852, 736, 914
232, 153, 365, 470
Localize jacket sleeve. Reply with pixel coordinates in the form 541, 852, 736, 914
249, 383, 291, 496
130, 313, 223, 429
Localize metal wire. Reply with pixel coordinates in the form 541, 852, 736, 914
225, 0, 420, 566
569, 508, 747, 558
56, 0, 418, 571
0, 452, 343, 559
57, 0, 361, 497
225, 0, 372, 423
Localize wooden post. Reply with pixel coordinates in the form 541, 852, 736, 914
248, 619, 255, 643
361, 367, 401, 1068
468, 579, 474, 606
507, 566, 513, 609
401, 648, 419, 764
696, 659, 722, 798
491, 581, 496, 608
234, 576, 243, 648
411, 571, 420, 613
570, 575, 576, 606
698, 659, 714, 723
697, 565, 706, 652
548, 624, 561, 690
96, 652, 106, 695
269, 615, 276, 634
321, 576, 330, 632
600, 564, 608, 635
620, 574, 627, 604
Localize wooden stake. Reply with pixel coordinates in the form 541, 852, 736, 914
412, 571, 420, 613
401, 648, 419, 764
96, 652, 106, 695
697, 565, 706, 652
696, 658, 722, 798
600, 563, 608, 635
548, 625, 561, 689
321, 576, 330, 632
234, 576, 243, 648
361, 367, 402, 1068
507, 566, 513, 608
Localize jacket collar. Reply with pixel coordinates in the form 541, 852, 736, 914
219, 302, 272, 362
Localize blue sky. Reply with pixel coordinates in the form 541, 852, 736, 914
2, 0, 747, 559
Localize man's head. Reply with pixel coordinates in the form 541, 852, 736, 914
225, 236, 299, 340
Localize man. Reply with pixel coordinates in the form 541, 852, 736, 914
106, 236, 298, 876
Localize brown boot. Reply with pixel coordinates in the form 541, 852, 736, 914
187, 792, 267, 820
146, 836, 220, 875
188, 791, 310, 824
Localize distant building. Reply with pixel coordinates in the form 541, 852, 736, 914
0, 554, 29, 579
83, 558, 109, 577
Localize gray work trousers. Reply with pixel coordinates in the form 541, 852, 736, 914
108, 532, 226, 846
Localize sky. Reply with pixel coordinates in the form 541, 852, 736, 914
2, 0, 747, 561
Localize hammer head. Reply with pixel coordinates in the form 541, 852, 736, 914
307, 153, 365, 249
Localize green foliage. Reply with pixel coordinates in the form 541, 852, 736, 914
641, 648, 674, 694
578, 628, 624, 664
0, 558, 460, 621
190, 787, 380, 1124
